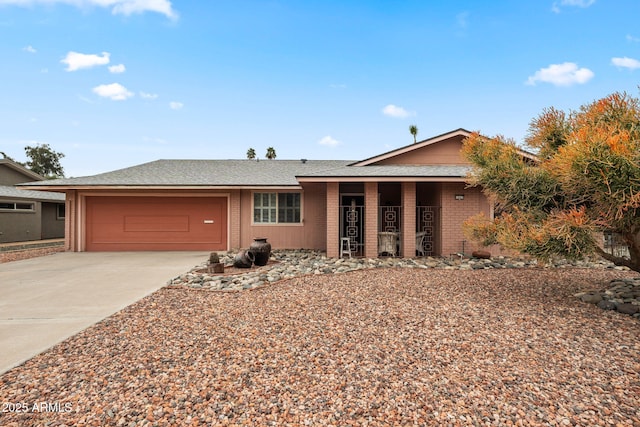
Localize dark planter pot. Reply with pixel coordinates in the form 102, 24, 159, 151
233, 250, 255, 268
249, 237, 271, 266
208, 252, 220, 264
209, 263, 224, 273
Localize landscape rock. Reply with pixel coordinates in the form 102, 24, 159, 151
166, 250, 640, 320
615, 303, 639, 315
580, 293, 603, 304
472, 250, 491, 259
597, 300, 617, 311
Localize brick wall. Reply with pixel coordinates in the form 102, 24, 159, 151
229, 190, 241, 250
401, 182, 416, 257
364, 182, 378, 258
440, 182, 486, 256
326, 182, 339, 257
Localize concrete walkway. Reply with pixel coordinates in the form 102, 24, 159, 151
0, 251, 208, 374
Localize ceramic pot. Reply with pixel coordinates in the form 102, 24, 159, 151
249, 237, 271, 266
209, 263, 224, 273
233, 249, 254, 268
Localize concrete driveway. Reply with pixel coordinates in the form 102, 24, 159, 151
0, 251, 207, 374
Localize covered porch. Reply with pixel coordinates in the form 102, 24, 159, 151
327, 181, 447, 258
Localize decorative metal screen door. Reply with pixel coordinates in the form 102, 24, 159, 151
340, 194, 364, 256
417, 206, 438, 256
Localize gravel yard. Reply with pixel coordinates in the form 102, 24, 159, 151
0, 246, 64, 263
1, 268, 639, 426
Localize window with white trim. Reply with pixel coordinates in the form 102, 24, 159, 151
253, 192, 301, 224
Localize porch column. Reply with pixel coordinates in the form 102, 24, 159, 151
229, 190, 241, 250
364, 182, 378, 258
402, 182, 416, 257
326, 182, 340, 257
65, 190, 76, 251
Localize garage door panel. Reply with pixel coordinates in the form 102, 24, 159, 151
86, 197, 227, 251
124, 215, 190, 232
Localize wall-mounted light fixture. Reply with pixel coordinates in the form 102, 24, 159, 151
455, 194, 464, 200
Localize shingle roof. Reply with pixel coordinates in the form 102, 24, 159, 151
0, 185, 64, 201
18, 159, 354, 187
17, 159, 473, 189
0, 158, 44, 182
296, 164, 472, 178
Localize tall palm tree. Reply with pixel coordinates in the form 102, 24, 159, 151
409, 124, 418, 144
265, 147, 276, 160
246, 148, 256, 160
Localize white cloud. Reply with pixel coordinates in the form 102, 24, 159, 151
526, 62, 594, 86
382, 104, 414, 118
108, 63, 125, 73
329, 83, 347, 89
627, 34, 640, 43
113, 0, 177, 19
560, 0, 595, 6
552, 0, 595, 13
318, 135, 340, 147
92, 83, 134, 100
140, 91, 158, 99
23, 45, 36, 53
0, 0, 178, 19
612, 57, 640, 70
456, 11, 469, 29
169, 101, 183, 110
62, 51, 110, 71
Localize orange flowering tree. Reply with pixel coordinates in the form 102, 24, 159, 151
462, 92, 640, 272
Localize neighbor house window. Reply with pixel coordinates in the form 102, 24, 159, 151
253, 192, 301, 224
0, 201, 35, 212
57, 203, 66, 220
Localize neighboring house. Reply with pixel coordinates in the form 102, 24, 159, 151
19, 129, 533, 256
0, 158, 65, 243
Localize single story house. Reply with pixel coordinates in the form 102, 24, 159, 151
0, 158, 65, 243
19, 129, 532, 257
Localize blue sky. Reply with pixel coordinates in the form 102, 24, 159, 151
1, 0, 639, 177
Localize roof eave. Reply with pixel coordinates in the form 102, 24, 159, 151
350, 128, 473, 166
17, 184, 304, 191
296, 176, 469, 183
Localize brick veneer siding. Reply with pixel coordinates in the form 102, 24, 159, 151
440, 183, 486, 256
401, 182, 416, 257
364, 182, 378, 258
326, 182, 339, 257
229, 190, 241, 250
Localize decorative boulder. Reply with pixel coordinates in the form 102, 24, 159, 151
472, 250, 491, 259
581, 292, 603, 304
616, 303, 639, 315
596, 300, 616, 311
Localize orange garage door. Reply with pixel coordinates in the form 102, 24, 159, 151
85, 196, 227, 251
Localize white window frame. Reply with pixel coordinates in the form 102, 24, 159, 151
252, 191, 303, 225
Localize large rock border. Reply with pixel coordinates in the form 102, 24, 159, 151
575, 278, 640, 319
